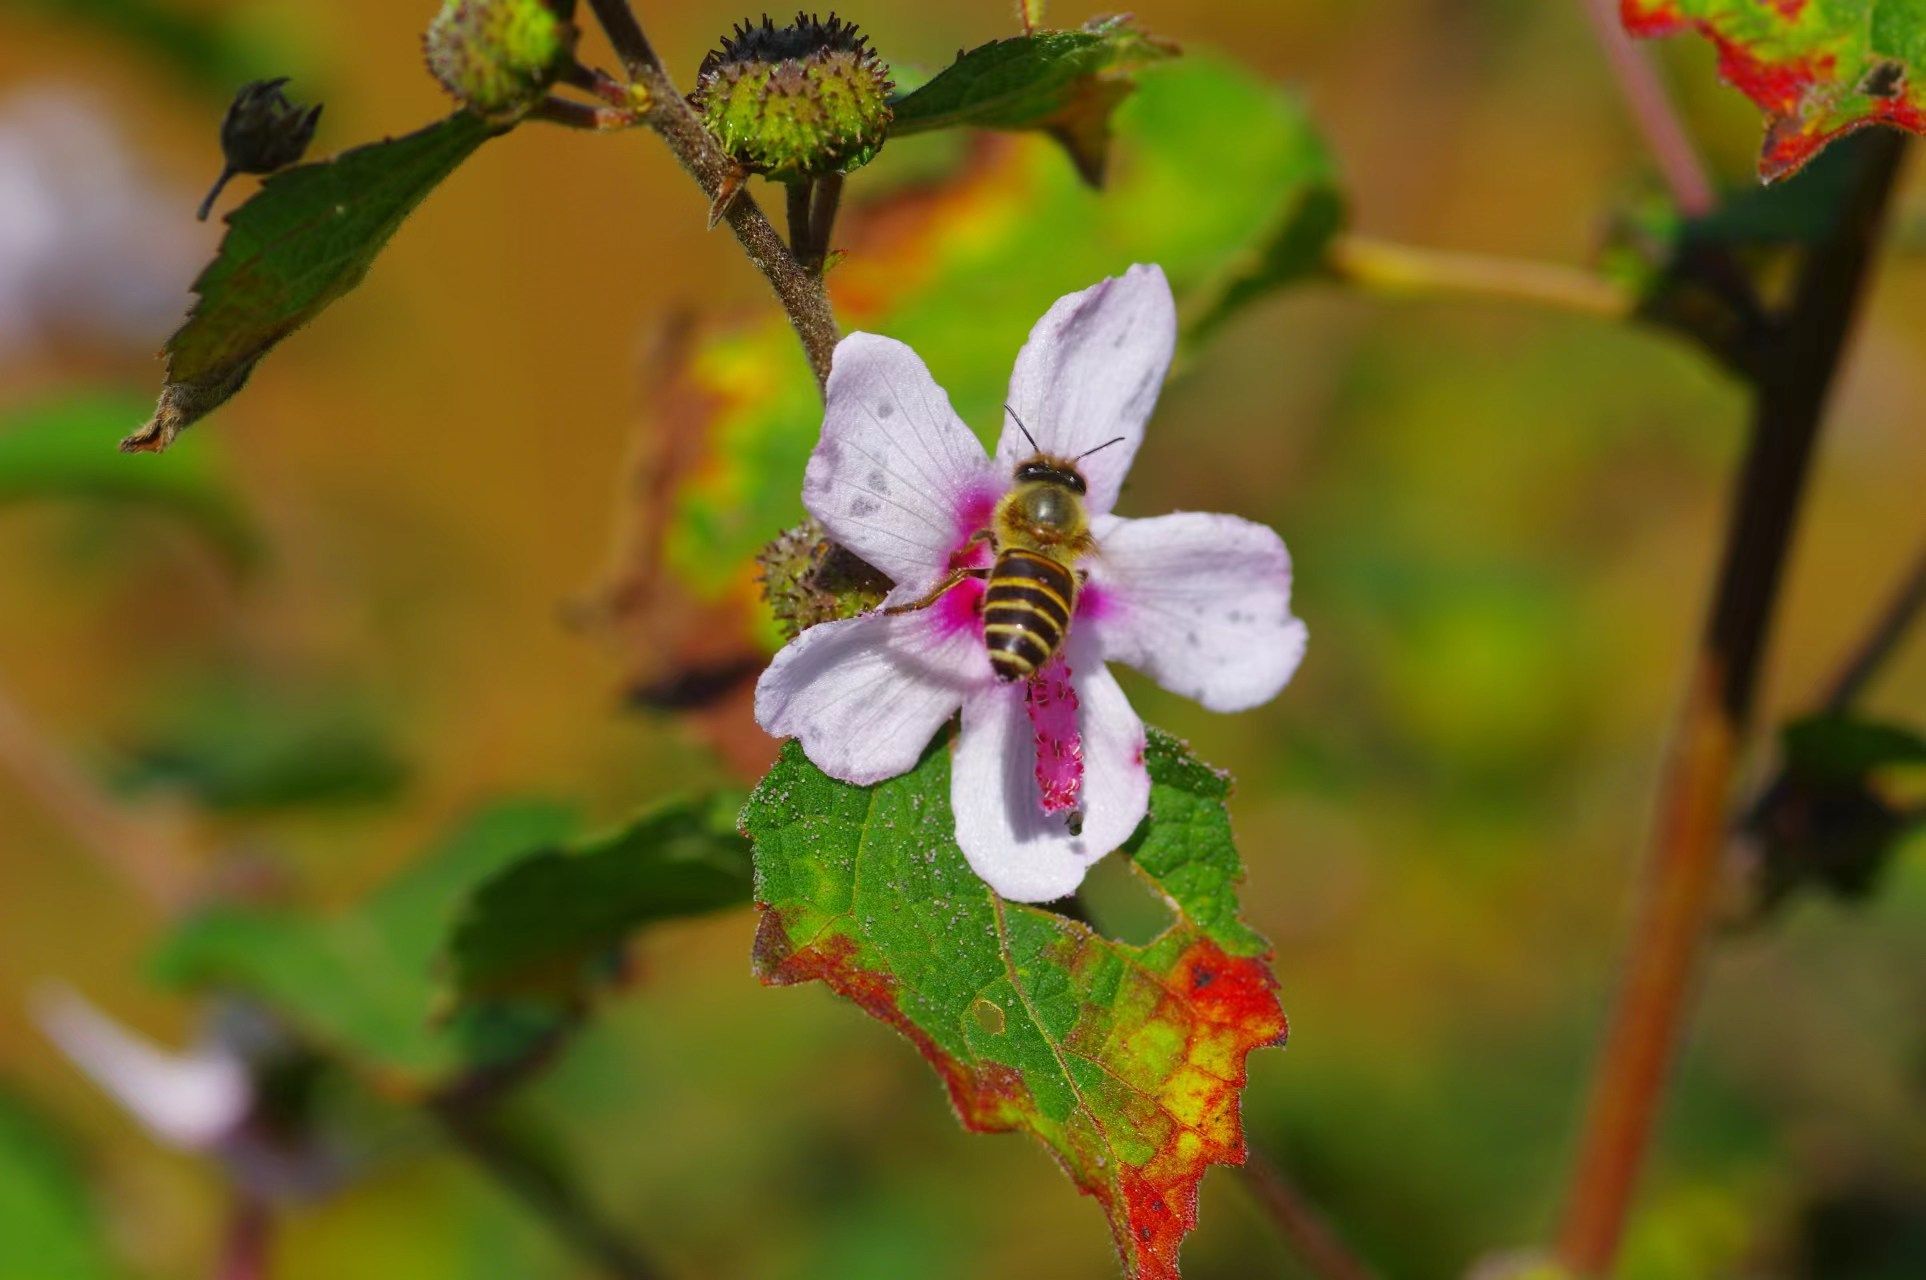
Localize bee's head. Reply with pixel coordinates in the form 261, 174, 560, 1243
1013, 458, 1087, 495
1010, 462, 1085, 532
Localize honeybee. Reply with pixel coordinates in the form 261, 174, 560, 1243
888, 409, 1122, 684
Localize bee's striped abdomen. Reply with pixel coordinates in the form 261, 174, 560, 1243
983, 549, 1077, 682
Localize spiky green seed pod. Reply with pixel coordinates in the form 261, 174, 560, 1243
425, 0, 578, 126
691, 13, 894, 182
758, 520, 892, 638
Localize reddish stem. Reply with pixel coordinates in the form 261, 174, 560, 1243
1577, 0, 1717, 217
1554, 130, 1906, 1275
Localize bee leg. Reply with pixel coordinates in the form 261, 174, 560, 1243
882, 566, 988, 616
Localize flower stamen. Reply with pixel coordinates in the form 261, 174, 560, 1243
1026, 655, 1083, 815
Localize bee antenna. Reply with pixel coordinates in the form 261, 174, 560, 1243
1077, 436, 1127, 460
1003, 404, 1039, 452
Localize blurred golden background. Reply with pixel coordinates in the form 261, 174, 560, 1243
2, 1, 1924, 1276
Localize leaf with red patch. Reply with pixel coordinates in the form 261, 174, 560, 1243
1625, 0, 1926, 179
746, 727, 1285, 1279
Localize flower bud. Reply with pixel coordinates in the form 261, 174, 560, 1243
692, 13, 894, 182
425, 0, 579, 126
198, 78, 321, 221
758, 519, 891, 637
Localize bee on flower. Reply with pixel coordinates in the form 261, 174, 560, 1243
755, 265, 1306, 902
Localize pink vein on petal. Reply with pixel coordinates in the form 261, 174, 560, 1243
1026, 654, 1083, 815
1076, 580, 1117, 624
955, 484, 1001, 544
933, 577, 985, 639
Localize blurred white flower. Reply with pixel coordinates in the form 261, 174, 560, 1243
32, 983, 251, 1151
0, 86, 206, 364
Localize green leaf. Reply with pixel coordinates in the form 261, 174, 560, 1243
746, 729, 1286, 1279
112, 673, 406, 813
151, 801, 579, 1089
889, 17, 1176, 184
128, 113, 494, 453
1625, 0, 1926, 180
0, 1092, 117, 1280
666, 57, 1342, 600
1782, 712, 1926, 783
0, 392, 259, 567
447, 794, 752, 1006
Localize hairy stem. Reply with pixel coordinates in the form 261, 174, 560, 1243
0, 675, 195, 912
1577, 0, 1717, 217
1554, 130, 1907, 1276
432, 1100, 662, 1280
588, 0, 839, 387
1326, 235, 1634, 319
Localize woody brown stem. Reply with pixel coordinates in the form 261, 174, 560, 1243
587, 0, 839, 388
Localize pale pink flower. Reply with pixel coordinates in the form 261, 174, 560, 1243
755, 265, 1306, 902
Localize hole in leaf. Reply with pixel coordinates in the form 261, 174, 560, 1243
1075, 853, 1174, 945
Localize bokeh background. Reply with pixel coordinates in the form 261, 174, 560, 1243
3, 1, 1925, 1277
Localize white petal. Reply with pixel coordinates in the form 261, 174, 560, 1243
996, 265, 1176, 515
33, 984, 250, 1151
756, 603, 988, 786
1088, 511, 1307, 713
807, 332, 1003, 588
952, 640, 1149, 903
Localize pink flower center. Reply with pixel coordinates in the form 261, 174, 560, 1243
1025, 654, 1083, 816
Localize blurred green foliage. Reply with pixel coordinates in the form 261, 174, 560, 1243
111, 672, 407, 812
0, 392, 258, 567
6, 0, 290, 97
0, 1093, 115, 1280
447, 793, 750, 1008
152, 801, 583, 1087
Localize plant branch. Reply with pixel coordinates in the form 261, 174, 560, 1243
1576, 0, 1717, 218
588, 0, 839, 388
217, 1194, 271, 1280
431, 1099, 663, 1280
786, 179, 815, 263
1240, 1147, 1379, 1280
585, 0, 658, 76
1554, 129, 1907, 1276
806, 172, 845, 271
0, 674, 195, 912
1326, 235, 1634, 319
1823, 535, 1926, 712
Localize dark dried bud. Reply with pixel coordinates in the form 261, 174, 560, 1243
692, 12, 893, 182
758, 519, 892, 638
198, 78, 322, 221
